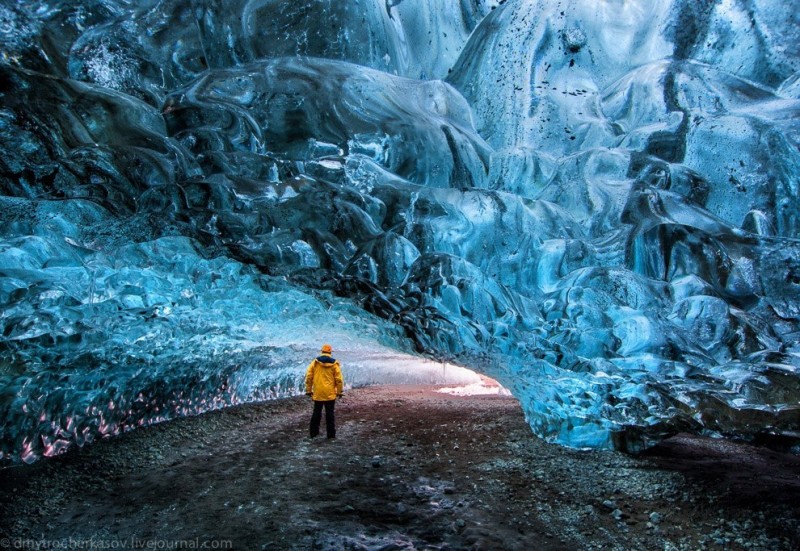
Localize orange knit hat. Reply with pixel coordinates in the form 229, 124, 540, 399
321, 344, 333, 353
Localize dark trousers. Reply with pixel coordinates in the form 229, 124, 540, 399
310, 400, 336, 438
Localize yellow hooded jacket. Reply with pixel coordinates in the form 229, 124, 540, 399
305, 353, 344, 401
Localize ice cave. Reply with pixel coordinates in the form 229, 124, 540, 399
1, 0, 799, 466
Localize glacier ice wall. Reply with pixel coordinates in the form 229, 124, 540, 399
1, 0, 799, 463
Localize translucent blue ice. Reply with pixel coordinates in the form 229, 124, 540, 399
1, 0, 799, 463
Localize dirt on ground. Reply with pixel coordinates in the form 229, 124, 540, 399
1, 384, 799, 550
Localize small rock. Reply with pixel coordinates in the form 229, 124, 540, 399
649, 512, 663, 525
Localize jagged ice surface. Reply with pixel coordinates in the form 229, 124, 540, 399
1, 0, 799, 463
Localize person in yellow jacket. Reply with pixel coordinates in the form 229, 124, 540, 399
305, 343, 344, 439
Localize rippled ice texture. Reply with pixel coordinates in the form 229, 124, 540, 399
1, 0, 799, 463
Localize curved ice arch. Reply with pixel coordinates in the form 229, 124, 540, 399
0, 196, 424, 464
163, 57, 491, 190
0, 0, 500, 104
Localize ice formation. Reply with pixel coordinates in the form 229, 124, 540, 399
1, 0, 799, 464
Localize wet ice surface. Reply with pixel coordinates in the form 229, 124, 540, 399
1, 0, 800, 463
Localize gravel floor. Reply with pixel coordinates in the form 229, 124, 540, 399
1, 385, 798, 550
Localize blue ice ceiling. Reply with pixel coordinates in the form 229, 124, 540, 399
1, 0, 799, 464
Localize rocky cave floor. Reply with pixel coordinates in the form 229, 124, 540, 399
1, 385, 798, 550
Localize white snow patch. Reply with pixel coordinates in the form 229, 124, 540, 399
437, 376, 512, 396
